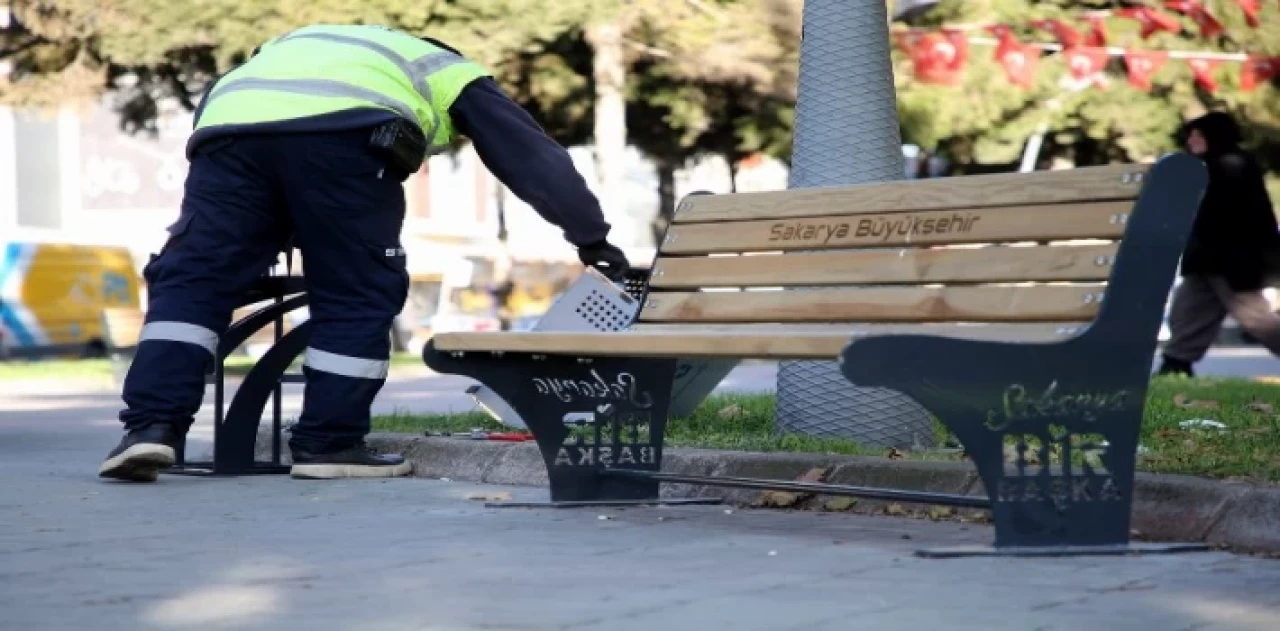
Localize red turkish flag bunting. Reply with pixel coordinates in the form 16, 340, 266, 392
1124, 51, 1169, 91
997, 43, 1043, 89
1083, 15, 1109, 47
1031, 19, 1083, 47
1165, 1, 1225, 38
908, 29, 970, 85
1240, 56, 1280, 91
985, 24, 1020, 60
1186, 57, 1224, 92
1236, 0, 1261, 27
1117, 7, 1184, 38
1064, 47, 1111, 83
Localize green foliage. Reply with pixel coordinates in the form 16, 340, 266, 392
893, 0, 1280, 173
3, 0, 1277, 190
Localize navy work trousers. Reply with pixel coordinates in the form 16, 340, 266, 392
119, 129, 410, 454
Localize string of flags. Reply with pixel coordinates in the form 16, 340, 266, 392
893, 1, 1279, 92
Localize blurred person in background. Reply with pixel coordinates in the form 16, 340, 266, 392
1159, 112, 1280, 376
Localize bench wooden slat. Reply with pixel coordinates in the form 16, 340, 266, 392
638, 285, 1104, 324
650, 243, 1120, 288
432, 323, 1083, 359
674, 164, 1150, 223
660, 201, 1131, 254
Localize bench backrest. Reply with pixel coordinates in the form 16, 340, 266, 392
100, 307, 145, 353
637, 163, 1154, 339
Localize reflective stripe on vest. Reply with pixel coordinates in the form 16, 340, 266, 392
275, 30, 465, 104
209, 77, 420, 128
266, 32, 469, 146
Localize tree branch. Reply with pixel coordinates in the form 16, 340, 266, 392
624, 39, 671, 59
0, 34, 51, 60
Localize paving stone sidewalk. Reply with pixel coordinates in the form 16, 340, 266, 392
4, 402, 1280, 630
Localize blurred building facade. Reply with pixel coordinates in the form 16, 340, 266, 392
0, 99, 789, 282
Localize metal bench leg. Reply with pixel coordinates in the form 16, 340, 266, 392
212, 322, 311, 473
840, 154, 1211, 557
168, 297, 309, 477
425, 342, 680, 504
842, 335, 1208, 558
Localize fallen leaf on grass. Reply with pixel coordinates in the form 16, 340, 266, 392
1174, 394, 1220, 410
753, 467, 830, 508
464, 491, 512, 502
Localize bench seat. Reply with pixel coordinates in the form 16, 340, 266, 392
433, 322, 1084, 359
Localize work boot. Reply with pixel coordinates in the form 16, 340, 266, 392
98, 423, 181, 482
1156, 355, 1195, 378
290, 443, 413, 480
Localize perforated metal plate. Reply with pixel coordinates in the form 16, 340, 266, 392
469, 267, 737, 428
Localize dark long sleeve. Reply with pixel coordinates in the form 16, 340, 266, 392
449, 78, 611, 247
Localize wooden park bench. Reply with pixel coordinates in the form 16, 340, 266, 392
423, 153, 1209, 556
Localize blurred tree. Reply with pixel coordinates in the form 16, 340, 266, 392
0, 0, 590, 132
618, 0, 801, 240
1, 0, 800, 232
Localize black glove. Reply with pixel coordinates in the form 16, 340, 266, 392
577, 239, 630, 281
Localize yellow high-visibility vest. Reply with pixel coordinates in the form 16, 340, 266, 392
195, 24, 492, 153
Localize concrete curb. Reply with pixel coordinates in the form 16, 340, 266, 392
254, 431, 1280, 553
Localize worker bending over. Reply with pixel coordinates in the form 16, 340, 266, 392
99, 24, 629, 482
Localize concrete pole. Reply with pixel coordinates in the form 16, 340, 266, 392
774, 0, 936, 448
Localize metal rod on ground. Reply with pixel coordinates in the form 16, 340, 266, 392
601, 470, 990, 509
775, 0, 938, 449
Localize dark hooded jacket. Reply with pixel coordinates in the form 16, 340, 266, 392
1179, 112, 1280, 291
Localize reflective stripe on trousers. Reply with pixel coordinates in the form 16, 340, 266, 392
304, 347, 389, 380
139, 322, 219, 357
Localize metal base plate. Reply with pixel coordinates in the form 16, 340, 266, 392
486, 498, 724, 509
916, 541, 1212, 559
164, 463, 292, 477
